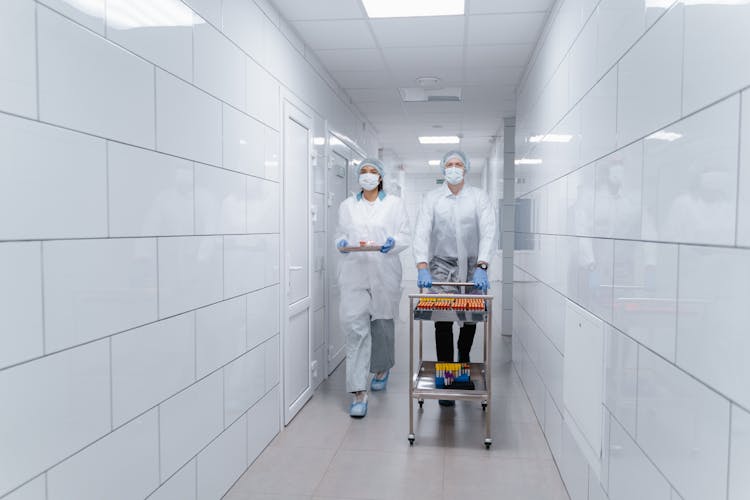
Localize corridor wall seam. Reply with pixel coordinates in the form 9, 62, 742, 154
0, 0, 375, 499
513, 0, 750, 500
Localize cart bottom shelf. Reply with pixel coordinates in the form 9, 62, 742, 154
411, 361, 488, 400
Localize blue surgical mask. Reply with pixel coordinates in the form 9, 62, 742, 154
444, 167, 464, 185
359, 173, 380, 191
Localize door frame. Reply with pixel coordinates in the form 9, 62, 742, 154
281, 95, 315, 425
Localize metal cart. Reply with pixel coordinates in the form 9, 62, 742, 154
408, 282, 494, 449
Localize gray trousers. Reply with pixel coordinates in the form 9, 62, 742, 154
345, 316, 395, 393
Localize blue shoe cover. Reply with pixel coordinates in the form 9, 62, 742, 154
370, 370, 389, 391
350, 400, 368, 418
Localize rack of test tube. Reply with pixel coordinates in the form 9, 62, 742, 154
412, 296, 487, 322
434, 362, 473, 389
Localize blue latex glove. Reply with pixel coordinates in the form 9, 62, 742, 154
417, 268, 432, 289
337, 240, 349, 253
473, 268, 489, 292
380, 237, 395, 253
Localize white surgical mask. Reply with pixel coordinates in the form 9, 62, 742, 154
359, 172, 380, 191
444, 167, 464, 185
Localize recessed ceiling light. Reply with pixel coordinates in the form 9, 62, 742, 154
313, 137, 326, 146
362, 0, 464, 18
647, 131, 682, 142
428, 160, 441, 166
419, 136, 460, 144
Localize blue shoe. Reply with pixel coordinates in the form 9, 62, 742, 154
370, 370, 389, 391
350, 400, 368, 418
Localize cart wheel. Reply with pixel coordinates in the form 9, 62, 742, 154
418, 399, 424, 409
481, 401, 487, 411
408, 433, 416, 446
484, 438, 492, 449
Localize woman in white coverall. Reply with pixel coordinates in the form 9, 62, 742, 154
413, 150, 496, 406
335, 158, 411, 418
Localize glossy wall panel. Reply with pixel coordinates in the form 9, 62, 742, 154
0, 0, 36, 118
195, 297, 247, 378
514, 0, 749, 499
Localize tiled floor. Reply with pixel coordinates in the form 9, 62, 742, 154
224, 285, 570, 500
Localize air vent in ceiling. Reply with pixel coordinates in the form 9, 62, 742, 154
399, 87, 462, 103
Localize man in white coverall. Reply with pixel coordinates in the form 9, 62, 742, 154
335, 158, 411, 418
413, 150, 496, 406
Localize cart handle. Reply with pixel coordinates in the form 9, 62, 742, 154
430, 282, 475, 287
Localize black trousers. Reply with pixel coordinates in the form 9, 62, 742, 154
435, 321, 476, 363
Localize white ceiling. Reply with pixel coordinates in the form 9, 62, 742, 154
269, 0, 554, 173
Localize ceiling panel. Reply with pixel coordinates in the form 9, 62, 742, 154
467, 13, 547, 45
370, 16, 465, 47
468, 0, 555, 14
315, 48, 385, 72
291, 20, 375, 49
465, 44, 534, 67
272, 0, 365, 20
381, 46, 464, 70
463, 66, 525, 85
347, 88, 402, 103
331, 70, 393, 88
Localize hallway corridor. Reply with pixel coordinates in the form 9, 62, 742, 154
224, 284, 569, 500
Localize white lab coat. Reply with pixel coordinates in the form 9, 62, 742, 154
413, 183, 496, 282
335, 192, 411, 320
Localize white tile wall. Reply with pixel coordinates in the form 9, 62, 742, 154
247, 386, 280, 465
38, 0, 105, 34
158, 236, 223, 318
738, 91, 750, 248
247, 58, 280, 130
264, 335, 281, 392
38, 6, 155, 148
641, 95, 739, 246
0, 242, 43, 369
247, 285, 280, 349
608, 416, 672, 500
0, 0, 36, 118
2, 476, 45, 500
683, 2, 750, 115
613, 241, 678, 361
222, 0, 265, 59
616, 4, 683, 147
111, 313, 195, 427
0, 340, 110, 497
148, 461, 197, 500
194, 22, 245, 110
159, 371, 223, 481
224, 234, 280, 297
0, 115, 107, 240
105, 0, 194, 82
264, 127, 281, 180
47, 409, 160, 500
43, 238, 158, 352
155, 69, 221, 166
729, 405, 750, 500
194, 163, 246, 235
195, 296, 246, 378
604, 326, 638, 436
224, 346, 266, 424
677, 245, 750, 409
222, 104, 265, 176
108, 142, 194, 237
637, 347, 730, 500
515, 1, 750, 500
184, 0, 221, 27
247, 176, 281, 234
196, 415, 248, 500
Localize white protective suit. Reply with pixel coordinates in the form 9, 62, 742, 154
413, 182, 496, 283
335, 191, 411, 392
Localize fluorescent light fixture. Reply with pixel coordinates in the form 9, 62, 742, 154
647, 131, 683, 142
329, 137, 345, 147
313, 137, 326, 146
105, 0, 200, 30
428, 160, 441, 166
528, 134, 573, 143
515, 158, 543, 165
419, 136, 460, 144
362, 0, 464, 18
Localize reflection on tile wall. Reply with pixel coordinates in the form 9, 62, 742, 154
0, 1, 366, 499
513, 1, 750, 500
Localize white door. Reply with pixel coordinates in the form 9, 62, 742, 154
283, 102, 313, 424
326, 150, 349, 372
